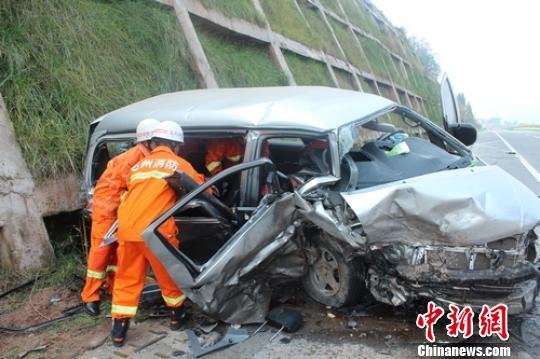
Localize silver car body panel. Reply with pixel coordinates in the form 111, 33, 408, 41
92, 86, 394, 134
142, 193, 297, 324
341, 165, 540, 246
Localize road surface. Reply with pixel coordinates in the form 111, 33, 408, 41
473, 130, 540, 196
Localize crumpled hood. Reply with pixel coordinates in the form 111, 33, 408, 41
341, 165, 540, 246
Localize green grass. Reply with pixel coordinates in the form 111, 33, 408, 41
340, 0, 379, 35
200, 0, 265, 26
320, 0, 342, 15
361, 78, 378, 94
334, 68, 356, 90
260, 0, 321, 49
284, 52, 335, 86
0, 0, 199, 181
397, 89, 408, 106
329, 18, 369, 71
196, 27, 288, 87
377, 83, 396, 102
300, 3, 342, 58
357, 34, 392, 79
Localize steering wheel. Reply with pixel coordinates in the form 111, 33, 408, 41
377, 129, 406, 142
376, 130, 407, 150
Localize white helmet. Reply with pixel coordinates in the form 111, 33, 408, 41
136, 118, 160, 142
152, 120, 184, 143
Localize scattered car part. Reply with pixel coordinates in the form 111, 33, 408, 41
186, 326, 250, 358
252, 307, 303, 342
267, 307, 302, 333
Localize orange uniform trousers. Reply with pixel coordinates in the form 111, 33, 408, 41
111, 240, 185, 319
80, 216, 117, 302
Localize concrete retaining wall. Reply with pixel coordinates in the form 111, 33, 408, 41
0, 93, 55, 271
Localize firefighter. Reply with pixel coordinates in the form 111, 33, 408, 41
205, 137, 270, 176
110, 121, 205, 347
81, 118, 159, 316
205, 137, 244, 175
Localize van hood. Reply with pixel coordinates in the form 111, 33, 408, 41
341, 166, 540, 246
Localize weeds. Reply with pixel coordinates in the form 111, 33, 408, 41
357, 34, 390, 79
196, 26, 288, 87
334, 68, 356, 90
320, 0, 342, 16
284, 52, 334, 86
0, 0, 198, 181
300, 2, 342, 59
200, 0, 265, 26
261, 0, 321, 49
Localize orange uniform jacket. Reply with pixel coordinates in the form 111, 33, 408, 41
205, 138, 244, 175
117, 146, 205, 243
92, 144, 150, 220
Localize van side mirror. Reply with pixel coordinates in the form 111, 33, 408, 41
447, 123, 477, 146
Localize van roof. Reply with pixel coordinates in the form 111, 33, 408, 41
93, 86, 395, 134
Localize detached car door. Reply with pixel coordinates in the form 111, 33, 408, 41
140, 158, 297, 324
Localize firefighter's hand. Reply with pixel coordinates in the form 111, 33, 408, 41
164, 172, 186, 196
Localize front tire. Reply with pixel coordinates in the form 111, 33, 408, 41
302, 234, 365, 307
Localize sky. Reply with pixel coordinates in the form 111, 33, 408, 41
370, 0, 540, 124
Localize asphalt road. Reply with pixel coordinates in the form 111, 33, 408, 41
472, 130, 540, 196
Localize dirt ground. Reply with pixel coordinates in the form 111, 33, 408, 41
1, 283, 539, 358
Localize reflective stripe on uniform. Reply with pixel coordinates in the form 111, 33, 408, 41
86, 269, 106, 279
106, 265, 117, 273
162, 294, 186, 306
111, 304, 137, 316
206, 161, 221, 173
226, 155, 241, 162
130, 170, 170, 183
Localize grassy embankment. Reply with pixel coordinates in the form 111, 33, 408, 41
0, 0, 198, 181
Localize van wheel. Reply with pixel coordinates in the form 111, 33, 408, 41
302, 234, 365, 307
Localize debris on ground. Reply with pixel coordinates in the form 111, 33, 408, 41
186, 326, 250, 358
134, 334, 167, 352
17, 343, 49, 358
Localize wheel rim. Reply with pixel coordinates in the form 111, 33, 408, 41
310, 248, 341, 296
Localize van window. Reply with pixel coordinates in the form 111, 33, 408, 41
91, 139, 135, 184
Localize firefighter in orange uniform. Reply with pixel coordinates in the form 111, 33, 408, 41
111, 121, 205, 347
205, 138, 244, 175
205, 138, 270, 175
81, 118, 159, 316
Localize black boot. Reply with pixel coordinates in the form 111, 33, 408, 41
170, 306, 189, 331
111, 318, 130, 347
83, 301, 100, 316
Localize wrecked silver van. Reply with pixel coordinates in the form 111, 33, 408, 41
83, 85, 540, 324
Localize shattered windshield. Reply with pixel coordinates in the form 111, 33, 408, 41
338, 109, 475, 189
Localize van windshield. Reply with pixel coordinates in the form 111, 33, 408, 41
338, 109, 475, 189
